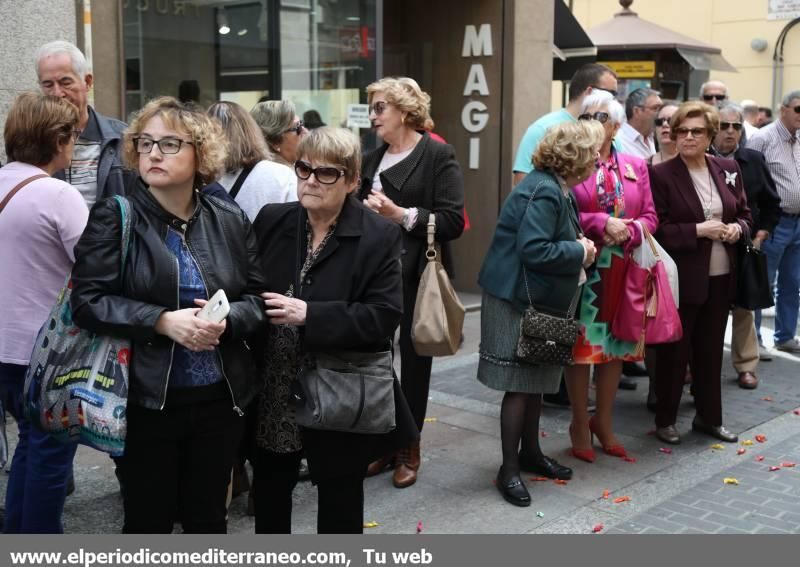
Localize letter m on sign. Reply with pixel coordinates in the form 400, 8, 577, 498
462, 24, 493, 57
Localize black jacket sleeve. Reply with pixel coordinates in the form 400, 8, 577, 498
71, 198, 167, 341
409, 143, 465, 243
753, 151, 781, 235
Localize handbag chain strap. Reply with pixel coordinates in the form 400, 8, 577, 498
520, 180, 582, 319
425, 213, 437, 261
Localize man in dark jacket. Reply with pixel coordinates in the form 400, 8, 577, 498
710, 102, 781, 389
36, 40, 132, 208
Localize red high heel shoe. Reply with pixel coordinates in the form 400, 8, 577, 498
588, 416, 627, 458
568, 423, 596, 463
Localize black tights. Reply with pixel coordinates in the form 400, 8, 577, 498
499, 392, 543, 477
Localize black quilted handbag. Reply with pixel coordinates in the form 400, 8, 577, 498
514, 181, 583, 366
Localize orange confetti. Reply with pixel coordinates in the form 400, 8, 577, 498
737, 448, 746, 455
793, 409, 800, 416
554, 479, 569, 485
756, 455, 765, 462
540, 431, 548, 438
602, 489, 610, 499
755, 434, 767, 443
769, 466, 781, 471
529, 476, 549, 482
761, 396, 774, 402
659, 447, 673, 454
613, 496, 631, 504
623, 456, 637, 463
782, 462, 796, 468
592, 524, 604, 533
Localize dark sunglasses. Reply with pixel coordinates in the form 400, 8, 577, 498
719, 121, 743, 131
792, 105, 800, 114
294, 160, 347, 185
578, 111, 610, 124
674, 127, 708, 138
369, 101, 387, 116
703, 94, 727, 102
284, 121, 305, 136
654, 117, 671, 127
592, 86, 618, 98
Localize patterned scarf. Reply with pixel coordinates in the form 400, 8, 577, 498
594, 150, 626, 218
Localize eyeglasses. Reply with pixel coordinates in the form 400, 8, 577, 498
719, 121, 743, 131
295, 160, 347, 185
591, 86, 618, 98
654, 117, 671, 127
703, 94, 727, 102
674, 127, 708, 138
368, 101, 387, 116
284, 121, 305, 136
132, 137, 194, 155
578, 111, 610, 124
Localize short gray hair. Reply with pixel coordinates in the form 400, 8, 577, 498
251, 99, 296, 147
581, 90, 625, 125
782, 90, 800, 106
35, 40, 88, 79
718, 102, 744, 122
699, 80, 728, 98
625, 88, 661, 119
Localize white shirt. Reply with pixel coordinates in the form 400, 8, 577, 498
218, 160, 297, 222
617, 122, 656, 160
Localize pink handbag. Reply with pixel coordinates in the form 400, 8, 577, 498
611, 227, 682, 350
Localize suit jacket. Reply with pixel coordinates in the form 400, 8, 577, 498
650, 155, 752, 306
709, 146, 781, 235
572, 151, 658, 249
359, 131, 465, 279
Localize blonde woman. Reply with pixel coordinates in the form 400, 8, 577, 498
70, 97, 267, 533
478, 121, 602, 506
359, 77, 465, 488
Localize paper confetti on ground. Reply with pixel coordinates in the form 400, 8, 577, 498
711, 444, 725, 450
423, 417, 438, 423
416, 521, 423, 534
530, 476, 549, 482
723, 477, 739, 485
782, 462, 796, 468
613, 496, 631, 504
602, 489, 610, 499
536, 512, 544, 518
554, 479, 568, 485
737, 448, 746, 455
794, 409, 800, 416
741, 440, 754, 446
364, 521, 380, 528
540, 431, 548, 438
756, 455, 765, 462
659, 447, 673, 454
623, 456, 637, 463
755, 434, 767, 443
761, 396, 774, 402
769, 466, 781, 472
592, 524, 604, 533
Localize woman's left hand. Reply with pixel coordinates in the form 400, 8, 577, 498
262, 292, 307, 326
365, 190, 405, 224
721, 223, 742, 243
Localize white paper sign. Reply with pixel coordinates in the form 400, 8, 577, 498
346, 104, 371, 128
769, 0, 800, 20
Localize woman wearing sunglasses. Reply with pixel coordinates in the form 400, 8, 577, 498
70, 97, 267, 533
359, 77, 465, 489
650, 102, 680, 166
566, 90, 658, 463
650, 101, 751, 445
251, 127, 416, 533
251, 99, 307, 170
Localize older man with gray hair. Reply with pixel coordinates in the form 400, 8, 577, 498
700, 80, 728, 108
618, 88, 662, 160
35, 40, 131, 207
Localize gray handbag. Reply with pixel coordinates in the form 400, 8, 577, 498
291, 350, 396, 434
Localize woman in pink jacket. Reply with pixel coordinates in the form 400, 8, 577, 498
565, 90, 658, 463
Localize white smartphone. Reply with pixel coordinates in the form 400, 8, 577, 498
197, 289, 230, 323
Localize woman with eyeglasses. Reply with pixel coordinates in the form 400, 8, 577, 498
358, 77, 465, 489
1, 93, 88, 533
251, 127, 415, 532
70, 97, 267, 533
251, 99, 307, 170
565, 90, 658, 463
650, 101, 751, 445
650, 102, 679, 166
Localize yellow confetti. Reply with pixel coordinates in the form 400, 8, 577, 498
723, 477, 739, 485
711, 444, 725, 450
363, 521, 380, 528
423, 417, 438, 423
741, 440, 754, 446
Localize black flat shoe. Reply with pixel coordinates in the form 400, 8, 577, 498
496, 468, 531, 507
618, 377, 638, 390
519, 453, 573, 480
692, 419, 738, 443
622, 361, 648, 377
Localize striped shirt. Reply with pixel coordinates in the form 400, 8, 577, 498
747, 120, 800, 214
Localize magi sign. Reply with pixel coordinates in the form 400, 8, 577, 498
461, 24, 493, 170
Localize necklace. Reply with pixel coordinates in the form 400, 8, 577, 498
699, 168, 714, 221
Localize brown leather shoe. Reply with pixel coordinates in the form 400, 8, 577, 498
738, 371, 758, 390
392, 442, 420, 488
366, 453, 395, 477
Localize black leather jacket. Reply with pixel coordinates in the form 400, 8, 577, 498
71, 181, 267, 412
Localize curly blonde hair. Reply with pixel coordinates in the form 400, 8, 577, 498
669, 101, 720, 141
367, 77, 434, 131
533, 121, 604, 180
124, 96, 228, 187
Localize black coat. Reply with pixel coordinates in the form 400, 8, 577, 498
71, 181, 267, 411
253, 197, 417, 482
359, 132, 465, 279
732, 147, 781, 235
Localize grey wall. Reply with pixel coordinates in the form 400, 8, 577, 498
0, 0, 77, 164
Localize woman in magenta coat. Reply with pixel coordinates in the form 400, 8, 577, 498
565, 90, 658, 463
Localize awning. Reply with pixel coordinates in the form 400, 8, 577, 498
676, 48, 737, 72
553, 0, 597, 80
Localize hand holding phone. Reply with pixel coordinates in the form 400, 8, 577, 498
197, 289, 230, 323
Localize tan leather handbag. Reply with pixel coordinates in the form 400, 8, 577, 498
411, 214, 465, 356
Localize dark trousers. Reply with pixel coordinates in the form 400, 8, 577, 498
119, 397, 244, 534
399, 270, 433, 432
655, 275, 731, 428
252, 447, 365, 534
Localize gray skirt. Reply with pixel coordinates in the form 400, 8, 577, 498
477, 292, 563, 394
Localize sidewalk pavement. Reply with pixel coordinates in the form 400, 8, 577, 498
1, 309, 798, 534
